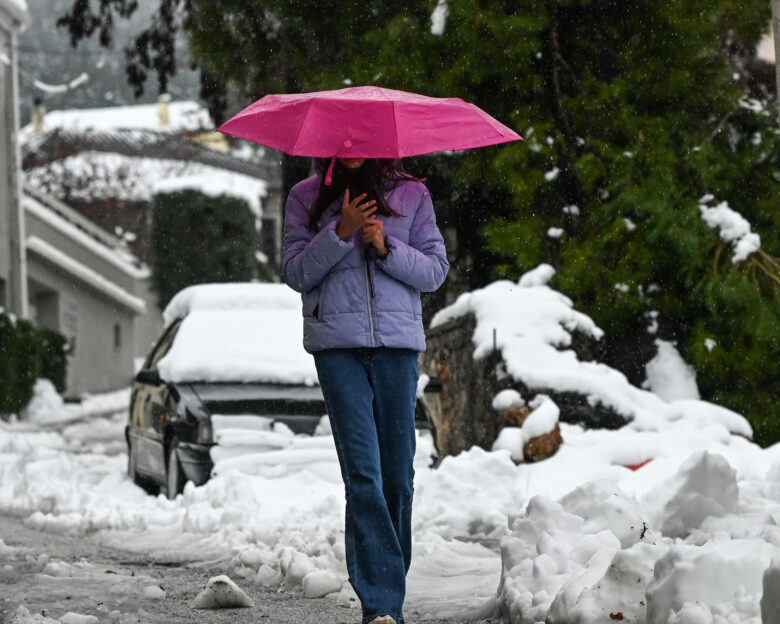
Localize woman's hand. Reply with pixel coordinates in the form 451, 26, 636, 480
335, 189, 377, 240
362, 217, 388, 258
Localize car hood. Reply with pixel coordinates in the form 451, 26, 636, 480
187, 382, 326, 418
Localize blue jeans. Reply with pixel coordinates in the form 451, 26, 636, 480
314, 347, 419, 624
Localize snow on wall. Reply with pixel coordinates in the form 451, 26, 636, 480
430, 264, 752, 438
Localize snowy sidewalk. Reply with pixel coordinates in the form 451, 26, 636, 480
1, 512, 489, 624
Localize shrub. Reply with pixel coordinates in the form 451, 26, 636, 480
150, 189, 257, 309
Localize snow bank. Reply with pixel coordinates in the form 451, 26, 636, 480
699, 197, 761, 263
158, 283, 318, 385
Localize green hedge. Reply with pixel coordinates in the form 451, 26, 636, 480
150, 189, 257, 309
0, 312, 70, 415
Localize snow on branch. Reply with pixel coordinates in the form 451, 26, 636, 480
698, 196, 760, 263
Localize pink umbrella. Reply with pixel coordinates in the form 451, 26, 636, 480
217, 85, 522, 184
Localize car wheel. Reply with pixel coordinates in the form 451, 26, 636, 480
165, 438, 186, 500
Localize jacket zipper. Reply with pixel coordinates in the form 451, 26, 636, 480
363, 260, 376, 345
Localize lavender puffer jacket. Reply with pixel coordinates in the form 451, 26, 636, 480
282, 173, 449, 353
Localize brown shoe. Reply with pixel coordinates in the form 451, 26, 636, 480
368, 617, 397, 624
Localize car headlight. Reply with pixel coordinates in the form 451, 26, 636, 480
197, 422, 212, 444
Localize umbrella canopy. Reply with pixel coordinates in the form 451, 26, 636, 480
217, 85, 522, 162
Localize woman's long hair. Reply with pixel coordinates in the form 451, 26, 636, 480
308, 158, 425, 231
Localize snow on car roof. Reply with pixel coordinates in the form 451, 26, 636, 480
158, 283, 318, 386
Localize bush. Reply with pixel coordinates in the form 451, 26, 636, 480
150, 189, 257, 309
0, 312, 70, 416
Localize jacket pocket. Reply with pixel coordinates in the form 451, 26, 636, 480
303, 287, 321, 320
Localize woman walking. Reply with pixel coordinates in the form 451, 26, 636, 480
282, 157, 449, 624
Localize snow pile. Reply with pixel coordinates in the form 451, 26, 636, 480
157, 283, 318, 385
496, 450, 780, 624
643, 339, 700, 401
430, 265, 752, 437
698, 196, 761, 263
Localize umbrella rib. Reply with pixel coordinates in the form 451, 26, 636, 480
291, 99, 314, 155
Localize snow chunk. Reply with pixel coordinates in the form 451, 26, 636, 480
302, 570, 344, 598
492, 427, 526, 462
704, 338, 717, 352
9, 606, 59, 624
647, 451, 738, 538
643, 339, 700, 401
560, 481, 647, 549
430, 0, 448, 35
492, 389, 524, 411
517, 263, 556, 288
142, 584, 166, 599
523, 397, 559, 439
498, 495, 622, 623
699, 200, 761, 263
191, 575, 254, 608
417, 373, 431, 399
554, 542, 664, 624
544, 167, 560, 181
547, 227, 564, 239
58, 614, 98, 624
646, 539, 777, 624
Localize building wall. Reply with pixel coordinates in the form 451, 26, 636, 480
26, 256, 137, 396
0, 15, 13, 307
24, 192, 145, 397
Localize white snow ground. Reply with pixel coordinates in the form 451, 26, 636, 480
3, 268, 780, 623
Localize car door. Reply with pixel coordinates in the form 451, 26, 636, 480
131, 320, 181, 478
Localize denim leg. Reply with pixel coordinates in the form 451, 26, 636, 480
314, 348, 414, 624
369, 348, 419, 575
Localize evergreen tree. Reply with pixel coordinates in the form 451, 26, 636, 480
348, 0, 779, 442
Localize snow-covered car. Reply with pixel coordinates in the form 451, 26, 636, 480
126, 282, 437, 498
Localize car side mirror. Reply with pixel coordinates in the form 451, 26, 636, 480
135, 368, 163, 386
423, 376, 443, 393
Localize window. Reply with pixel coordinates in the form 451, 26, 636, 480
114, 323, 121, 349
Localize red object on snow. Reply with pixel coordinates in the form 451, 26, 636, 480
625, 459, 653, 471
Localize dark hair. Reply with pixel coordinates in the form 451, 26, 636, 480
308, 158, 425, 231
